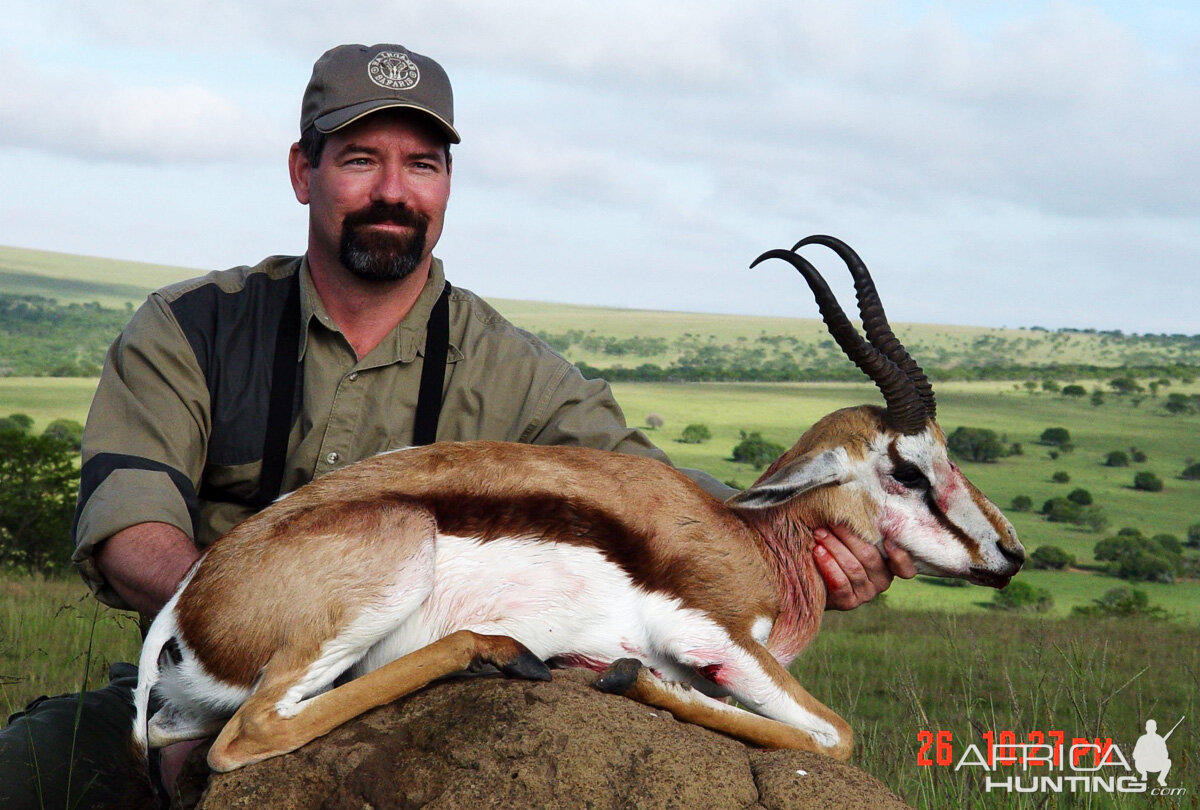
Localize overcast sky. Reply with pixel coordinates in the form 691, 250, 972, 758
1, 2, 1197, 333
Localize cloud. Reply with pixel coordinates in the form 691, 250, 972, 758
0, 49, 286, 163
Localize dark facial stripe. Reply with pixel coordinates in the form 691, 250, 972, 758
887, 441, 981, 560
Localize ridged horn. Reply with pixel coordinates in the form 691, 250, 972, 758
750, 247, 927, 434
792, 235, 936, 419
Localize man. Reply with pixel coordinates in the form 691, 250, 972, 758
0, 44, 912, 808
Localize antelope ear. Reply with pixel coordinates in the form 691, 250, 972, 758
726, 448, 850, 509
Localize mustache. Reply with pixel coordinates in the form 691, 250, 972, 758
343, 201, 428, 230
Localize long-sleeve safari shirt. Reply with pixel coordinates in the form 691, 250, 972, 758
73, 255, 732, 609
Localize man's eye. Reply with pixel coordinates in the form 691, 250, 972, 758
892, 462, 929, 489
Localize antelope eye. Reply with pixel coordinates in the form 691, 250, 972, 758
892, 462, 930, 489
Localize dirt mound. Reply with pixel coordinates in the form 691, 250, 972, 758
174, 669, 909, 809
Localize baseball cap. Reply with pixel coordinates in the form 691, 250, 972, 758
300, 44, 460, 143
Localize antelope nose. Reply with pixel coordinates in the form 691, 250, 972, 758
999, 543, 1025, 567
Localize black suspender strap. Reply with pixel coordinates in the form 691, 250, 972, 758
413, 281, 451, 446
223, 275, 449, 510
255, 273, 302, 508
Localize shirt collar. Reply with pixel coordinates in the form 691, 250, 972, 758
297, 256, 450, 366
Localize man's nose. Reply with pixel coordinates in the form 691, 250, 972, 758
372, 164, 411, 204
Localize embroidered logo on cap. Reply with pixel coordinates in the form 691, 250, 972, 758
368, 51, 420, 90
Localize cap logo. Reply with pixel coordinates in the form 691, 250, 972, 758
368, 51, 420, 90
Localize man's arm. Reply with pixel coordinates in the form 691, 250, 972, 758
93, 523, 201, 618
74, 292, 209, 610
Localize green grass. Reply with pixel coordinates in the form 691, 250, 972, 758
799, 607, 1199, 808
0, 378, 98, 430
0, 576, 141, 717
0, 245, 195, 308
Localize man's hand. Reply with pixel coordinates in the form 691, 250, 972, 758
813, 525, 916, 610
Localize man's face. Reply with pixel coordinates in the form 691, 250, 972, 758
290, 110, 451, 283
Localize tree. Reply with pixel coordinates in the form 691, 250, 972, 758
731, 431, 785, 469
1041, 379, 1060, 393
1041, 497, 1081, 523
1108, 377, 1143, 395
1129, 447, 1147, 463
1040, 427, 1072, 446
1186, 524, 1200, 548
992, 581, 1053, 612
1104, 450, 1129, 467
1133, 472, 1163, 492
645, 413, 664, 430
1061, 385, 1087, 398
1091, 390, 1105, 407
947, 426, 1006, 463
1165, 393, 1195, 415
679, 423, 711, 444
0, 429, 77, 576
1029, 545, 1074, 570
1181, 462, 1200, 481
1010, 495, 1033, 512
1051, 471, 1071, 484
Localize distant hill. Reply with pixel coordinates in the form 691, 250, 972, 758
1, 244, 1197, 380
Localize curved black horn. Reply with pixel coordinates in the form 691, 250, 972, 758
792, 234, 936, 420
751, 248, 927, 434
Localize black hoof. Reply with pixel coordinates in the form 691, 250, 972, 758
498, 650, 553, 682
594, 658, 643, 695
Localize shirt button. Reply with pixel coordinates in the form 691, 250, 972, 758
326, 451, 340, 464
348, 372, 358, 382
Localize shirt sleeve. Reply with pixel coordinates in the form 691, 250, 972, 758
72, 293, 210, 607
526, 361, 738, 501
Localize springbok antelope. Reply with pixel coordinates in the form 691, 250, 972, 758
132, 235, 1022, 778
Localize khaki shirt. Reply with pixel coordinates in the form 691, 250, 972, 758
74, 255, 732, 608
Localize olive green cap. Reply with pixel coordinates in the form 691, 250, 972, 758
300, 44, 460, 143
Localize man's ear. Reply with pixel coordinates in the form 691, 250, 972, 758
289, 142, 312, 205
726, 448, 849, 510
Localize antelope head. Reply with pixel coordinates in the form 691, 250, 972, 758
729, 235, 1024, 588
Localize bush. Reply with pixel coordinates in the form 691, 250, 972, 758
1133, 472, 1163, 492
1181, 463, 1200, 481
42, 418, 84, 451
645, 413, 664, 430
1010, 495, 1033, 512
1066, 488, 1092, 505
1051, 471, 1071, 484
1104, 451, 1129, 467
992, 581, 1053, 612
1041, 497, 1081, 523
1072, 587, 1168, 619
731, 431, 785, 469
0, 428, 77, 576
1187, 524, 1200, 548
1040, 427, 1072, 446
678, 423, 712, 444
0, 413, 34, 435
1029, 545, 1075, 570
1129, 447, 1147, 463
947, 426, 1006, 463
1093, 534, 1181, 583
1061, 385, 1087, 398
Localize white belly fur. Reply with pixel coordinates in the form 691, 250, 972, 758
352, 534, 739, 683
